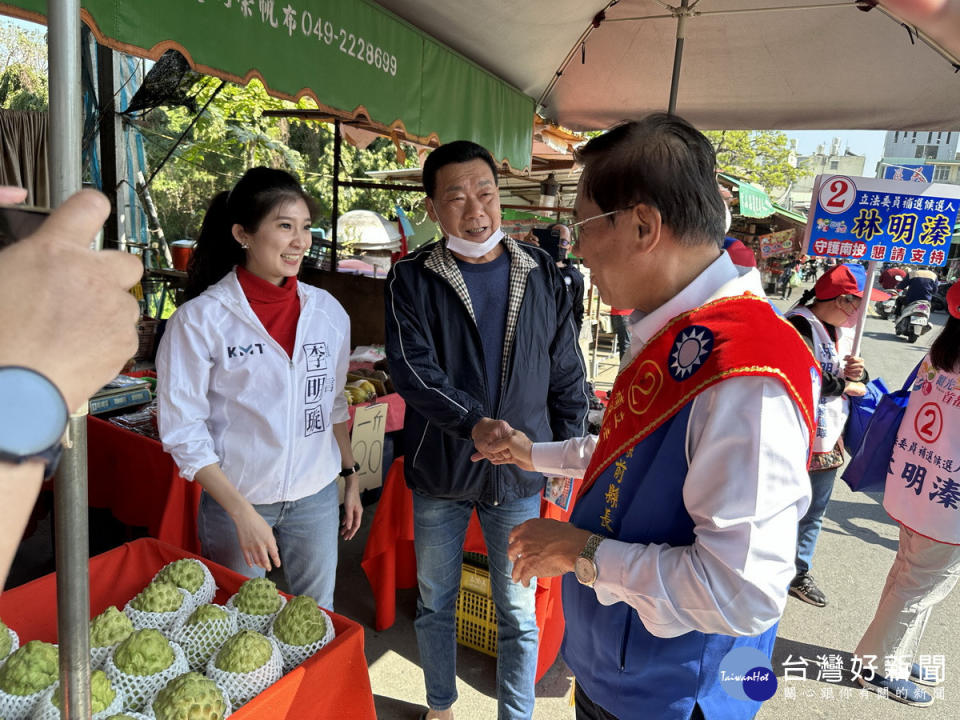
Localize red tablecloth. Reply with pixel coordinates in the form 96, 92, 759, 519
0, 538, 376, 719
346, 392, 406, 433
87, 415, 202, 554
361, 458, 574, 682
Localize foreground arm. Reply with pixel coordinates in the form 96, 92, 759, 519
0, 189, 142, 588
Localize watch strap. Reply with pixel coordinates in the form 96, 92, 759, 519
579, 533, 605, 562
339, 461, 361, 478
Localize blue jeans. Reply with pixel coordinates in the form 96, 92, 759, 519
197, 481, 340, 610
412, 491, 540, 720
795, 466, 840, 575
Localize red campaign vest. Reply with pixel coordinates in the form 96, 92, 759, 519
578, 294, 820, 500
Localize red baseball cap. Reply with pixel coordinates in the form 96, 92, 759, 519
947, 279, 960, 319
814, 263, 890, 302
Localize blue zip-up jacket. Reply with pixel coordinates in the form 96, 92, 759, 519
385, 236, 588, 503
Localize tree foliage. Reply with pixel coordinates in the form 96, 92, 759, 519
704, 130, 802, 196
138, 76, 423, 242
0, 23, 48, 110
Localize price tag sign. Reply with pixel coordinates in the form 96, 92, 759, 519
804, 174, 960, 266
339, 403, 388, 501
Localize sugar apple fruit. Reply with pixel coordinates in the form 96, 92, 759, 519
90, 606, 135, 648
104, 716, 140, 720
272, 596, 326, 646
52, 669, 116, 712
0, 619, 11, 658
130, 581, 184, 613
185, 604, 228, 626
0, 640, 58, 695
233, 578, 281, 615
152, 671, 227, 720
157, 560, 206, 594
113, 629, 175, 676
214, 631, 272, 673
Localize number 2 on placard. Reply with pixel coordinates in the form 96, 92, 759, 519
826, 179, 849, 208
920, 409, 937, 436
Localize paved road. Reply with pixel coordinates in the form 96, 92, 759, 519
355, 286, 960, 719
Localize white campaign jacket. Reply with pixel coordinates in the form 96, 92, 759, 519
884, 355, 960, 544
786, 306, 851, 454
157, 270, 351, 505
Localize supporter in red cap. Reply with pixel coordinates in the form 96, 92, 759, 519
783, 263, 886, 609
947, 277, 960, 319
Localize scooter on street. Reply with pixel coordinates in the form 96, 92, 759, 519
875, 289, 900, 320
894, 299, 933, 343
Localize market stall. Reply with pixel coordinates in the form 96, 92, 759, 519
361, 458, 570, 683
0, 537, 377, 719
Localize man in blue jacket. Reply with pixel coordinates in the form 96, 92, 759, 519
385, 140, 588, 720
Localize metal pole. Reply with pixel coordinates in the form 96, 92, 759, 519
851, 259, 879, 358
49, 2, 92, 719
668, 0, 689, 115
331, 119, 342, 271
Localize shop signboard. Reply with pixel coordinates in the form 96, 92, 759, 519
758, 229, 795, 258
803, 175, 960, 267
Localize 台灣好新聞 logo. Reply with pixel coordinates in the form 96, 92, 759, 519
719, 647, 778, 702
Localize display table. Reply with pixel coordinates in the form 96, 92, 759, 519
361, 458, 574, 682
86, 387, 406, 555
0, 538, 377, 719
87, 415, 203, 555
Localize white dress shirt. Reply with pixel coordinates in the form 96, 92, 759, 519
532, 253, 812, 638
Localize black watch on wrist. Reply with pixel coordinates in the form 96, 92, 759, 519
339, 462, 361, 478
0, 366, 69, 479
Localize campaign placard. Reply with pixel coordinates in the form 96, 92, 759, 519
804, 174, 960, 266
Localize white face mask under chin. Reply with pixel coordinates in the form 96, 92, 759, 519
441, 223, 504, 259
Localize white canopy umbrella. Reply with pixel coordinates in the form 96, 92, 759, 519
336, 209, 402, 252
375, 0, 960, 130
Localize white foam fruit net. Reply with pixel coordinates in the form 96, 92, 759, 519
150, 559, 217, 614
0, 682, 56, 720
169, 607, 239, 673
205, 637, 283, 709
1, 626, 19, 663
141, 681, 232, 720
31, 679, 125, 720
90, 643, 114, 671
104, 641, 189, 713
268, 609, 336, 673
123, 588, 192, 634
224, 594, 287, 634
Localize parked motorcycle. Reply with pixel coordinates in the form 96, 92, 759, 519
894, 299, 933, 343
875, 289, 900, 320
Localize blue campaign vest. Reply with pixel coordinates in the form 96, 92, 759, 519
562, 402, 778, 720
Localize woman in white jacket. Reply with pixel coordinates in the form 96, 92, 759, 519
157, 167, 361, 610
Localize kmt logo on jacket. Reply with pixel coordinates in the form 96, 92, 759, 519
668, 325, 713, 381
227, 343, 265, 358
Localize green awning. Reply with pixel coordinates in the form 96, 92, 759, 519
502, 208, 554, 223
773, 205, 807, 224
719, 173, 775, 219
0, 0, 534, 169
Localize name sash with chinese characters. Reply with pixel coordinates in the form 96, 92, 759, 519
578, 294, 819, 504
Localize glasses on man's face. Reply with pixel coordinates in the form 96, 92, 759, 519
569, 209, 621, 247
